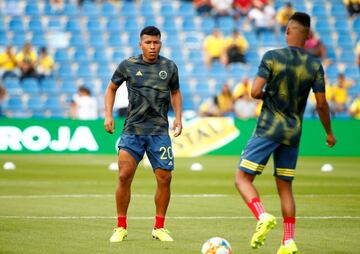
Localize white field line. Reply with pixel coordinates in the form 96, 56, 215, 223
0, 194, 359, 199
0, 216, 359, 220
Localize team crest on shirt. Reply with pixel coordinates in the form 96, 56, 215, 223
159, 70, 167, 80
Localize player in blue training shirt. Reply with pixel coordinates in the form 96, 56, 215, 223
234, 12, 336, 254
104, 26, 182, 242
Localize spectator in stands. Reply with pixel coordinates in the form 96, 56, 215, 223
331, 74, 351, 114
37, 47, 54, 81
16, 42, 38, 81
199, 96, 222, 116
356, 41, 360, 70
349, 93, 360, 119
70, 86, 98, 120
217, 82, 233, 114
233, 76, 251, 100
194, 0, 212, 16
248, 0, 276, 38
343, 0, 360, 16
304, 30, 331, 66
0, 84, 6, 117
0, 45, 18, 80
276, 2, 295, 32
210, 0, 234, 19
221, 29, 248, 66
203, 28, 226, 68
234, 90, 257, 119
233, 0, 253, 20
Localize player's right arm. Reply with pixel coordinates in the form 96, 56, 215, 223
104, 81, 118, 134
314, 92, 336, 147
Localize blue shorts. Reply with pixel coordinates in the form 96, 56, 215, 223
118, 134, 174, 171
238, 136, 299, 181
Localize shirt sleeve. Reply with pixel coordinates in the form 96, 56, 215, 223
169, 62, 180, 90
111, 60, 127, 86
312, 63, 325, 93
257, 51, 273, 80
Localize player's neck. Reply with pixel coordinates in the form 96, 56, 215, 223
287, 42, 304, 49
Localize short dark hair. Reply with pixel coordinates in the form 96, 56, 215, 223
140, 26, 161, 38
289, 12, 311, 28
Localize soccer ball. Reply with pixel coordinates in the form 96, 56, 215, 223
201, 237, 232, 254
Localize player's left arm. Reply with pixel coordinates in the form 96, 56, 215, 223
252, 51, 273, 99
251, 76, 267, 99
170, 89, 182, 137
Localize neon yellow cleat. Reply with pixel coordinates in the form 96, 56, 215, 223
109, 227, 128, 242
152, 228, 174, 242
277, 240, 298, 254
250, 213, 276, 249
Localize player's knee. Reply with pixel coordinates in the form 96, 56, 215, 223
156, 172, 172, 185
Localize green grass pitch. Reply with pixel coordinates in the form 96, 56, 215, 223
0, 155, 359, 254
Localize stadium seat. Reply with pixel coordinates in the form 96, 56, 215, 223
31, 33, 46, 47
87, 19, 102, 32
160, 3, 175, 17
8, 17, 25, 32
27, 97, 44, 111
5, 96, 24, 111
63, 3, 78, 16
3, 78, 22, 95
65, 18, 81, 32
106, 19, 122, 33
54, 49, 70, 63
82, 2, 100, 17
69, 33, 86, 48
44, 96, 62, 110
178, 2, 196, 17
120, 2, 137, 17
21, 78, 40, 94
41, 78, 59, 95
112, 50, 126, 63
28, 18, 44, 32
60, 79, 77, 95
25, 3, 41, 16
47, 18, 63, 31
139, 2, 154, 17
101, 2, 118, 17
89, 34, 106, 48
73, 49, 90, 64
11, 33, 26, 47
57, 65, 74, 79
76, 65, 93, 79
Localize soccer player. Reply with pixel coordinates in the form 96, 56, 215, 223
234, 12, 336, 254
104, 26, 182, 242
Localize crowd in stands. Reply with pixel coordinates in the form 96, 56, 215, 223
0, 0, 359, 120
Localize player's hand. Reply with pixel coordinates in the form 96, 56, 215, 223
104, 116, 115, 134
173, 120, 182, 137
326, 134, 336, 147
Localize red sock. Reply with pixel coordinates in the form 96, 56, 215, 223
283, 217, 296, 244
117, 216, 127, 229
247, 197, 265, 221
154, 215, 165, 229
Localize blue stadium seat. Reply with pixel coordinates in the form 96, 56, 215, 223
44, 96, 62, 110
69, 33, 86, 48
106, 19, 122, 33
97, 64, 111, 79
3, 78, 22, 95
60, 80, 77, 95
182, 19, 197, 31
77, 65, 93, 79
87, 19, 102, 32
124, 18, 140, 32
0, 33, 8, 46
139, 2, 154, 17
107, 33, 123, 47
312, 5, 327, 17
54, 49, 70, 63
218, 17, 236, 33
41, 78, 58, 95
160, 3, 175, 17
82, 2, 100, 17
66, 18, 81, 32
57, 65, 74, 79
89, 34, 106, 48
338, 50, 355, 63
112, 50, 126, 63
28, 18, 43, 32
162, 19, 177, 33
47, 18, 63, 31
11, 33, 26, 47
5, 96, 23, 111
353, 17, 360, 31
325, 64, 339, 79
101, 2, 118, 17
27, 97, 43, 111
120, 2, 137, 16
9, 17, 25, 32
63, 3, 78, 16
31, 33, 46, 47
73, 49, 90, 64
334, 19, 349, 33
330, 3, 347, 17
21, 78, 40, 94
344, 66, 359, 79
25, 3, 41, 16
178, 2, 196, 17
